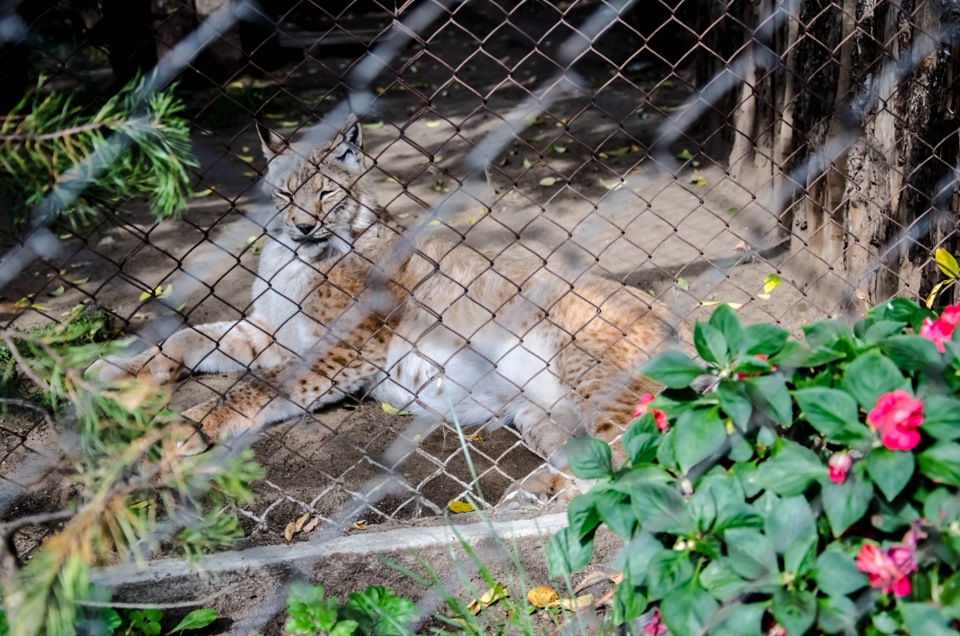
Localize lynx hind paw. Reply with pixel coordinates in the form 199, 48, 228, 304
87, 347, 181, 385
499, 464, 588, 509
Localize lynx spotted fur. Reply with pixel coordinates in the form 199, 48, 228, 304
93, 117, 686, 502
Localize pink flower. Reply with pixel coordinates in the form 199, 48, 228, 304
867, 390, 924, 451
856, 532, 919, 598
919, 304, 960, 352
766, 626, 787, 636
633, 394, 668, 432
828, 452, 852, 484
736, 354, 777, 379
642, 609, 669, 636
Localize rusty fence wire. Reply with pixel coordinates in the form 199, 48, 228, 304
1, 0, 959, 623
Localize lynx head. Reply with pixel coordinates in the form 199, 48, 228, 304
256, 115, 377, 258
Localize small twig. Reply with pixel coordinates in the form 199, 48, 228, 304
77, 583, 240, 609
1, 509, 74, 535
0, 120, 119, 144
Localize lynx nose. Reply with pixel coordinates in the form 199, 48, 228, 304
295, 223, 315, 236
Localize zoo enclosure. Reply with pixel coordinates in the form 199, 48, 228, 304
1, 0, 959, 587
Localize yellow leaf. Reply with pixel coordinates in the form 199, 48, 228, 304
362, 121, 385, 130
926, 280, 949, 308
237, 155, 255, 163
294, 512, 311, 532
756, 293, 771, 300
193, 188, 215, 198
353, 520, 368, 530
539, 177, 563, 187
425, 120, 441, 128
470, 433, 483, 442
600, 179, 623, 191
381, 402, 411, 416
47, 285, 65, 297
70, 277, 89, 285
467, 582, 508, 613
284, 521, 296, 542
428, 219, 442, 226
557, 595, 594, 611
527, 586, 559, 608
936, 248, 959, 278
676, 277, 689, 291
448, 500, 475, 514
603, 146, 630, 158
130, 500, 150, 509
763, 273, 782, 294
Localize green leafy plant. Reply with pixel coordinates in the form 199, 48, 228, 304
926, 248, 959, 308
284, 583, 418, 636
551, 300, 960, 635
0, 76, 197, 230
95, 607, 217, 636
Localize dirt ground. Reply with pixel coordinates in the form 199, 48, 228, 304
0, 2, 840, 629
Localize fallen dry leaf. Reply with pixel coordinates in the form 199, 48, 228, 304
556, 594, 594, 611
284, 521, 296, 542
448, 500, 475, 514
527, 586, 559, 608
573, 571, 612, 594
467, 582, 509, 615
353, 520, 368, 531
301, 516, 321, 534
733, 240, 751, 253
294, 512, 311, 533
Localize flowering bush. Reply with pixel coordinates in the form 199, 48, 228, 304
549, 299, 960, 635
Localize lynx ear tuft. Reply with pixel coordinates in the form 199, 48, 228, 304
255, 118, 286, 158
333, 115, 363, 169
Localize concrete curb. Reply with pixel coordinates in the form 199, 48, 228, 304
91, 512, 570, 588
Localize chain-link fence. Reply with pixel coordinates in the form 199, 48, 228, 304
1, 0, 959, 630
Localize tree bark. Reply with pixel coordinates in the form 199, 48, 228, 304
716, 0, 959, 309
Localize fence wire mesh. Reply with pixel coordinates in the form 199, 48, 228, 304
1, 0, 960, 629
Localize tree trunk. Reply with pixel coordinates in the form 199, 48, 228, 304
721, 0, 959, 310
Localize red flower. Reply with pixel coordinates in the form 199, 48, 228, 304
867, 390, 924, 451
633, 394, 668, 432
856, 528, 921, 598
736, 354, 777, 379
642, 609, 669, 636
919, 304, 960, 353
828, 452, 852, 484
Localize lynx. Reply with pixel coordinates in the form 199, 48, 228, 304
92, 116, 686, 503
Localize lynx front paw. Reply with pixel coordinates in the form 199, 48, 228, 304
87, 347, 183, 385
499, 464, 588, 508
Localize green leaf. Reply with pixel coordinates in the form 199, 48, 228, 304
566, 437, 613, 479
772, 588, 816, 636
941, 572, 960, 618
616, 533, 663, 584
694, 321, 729, 365
593, 488, 636, 539
924, 488, 960, 525
922, 396, 960, 440
822, 472, 873, 537
769, 340, 813, 367
744, 374, 793, 425
841, 351, 904, 409
700, 559, 750, 602
866, 448, 915, 501
863, 320, 907, 344
815, 548, 868, 597
639, 350, 705, 388
725, 528, 778, 580
546, 526, 595, 578
645, 549, 694, 599
936, 248, 960, 278
793, 388, 859, 438
673, 407, 727, 473
167, 609, 218, 634
710, 603, 766, 636
880, 335, 942, 371
766, 496, 817, 573
754, 442, 826, 496
567, 493, 601, 540
286, 583, 338, 634
343, 586, 418, 636
330, 621, 359, 636
660, 583, 718, 636
803, 320, 854, 348
612, 579, 648, 625
717, 382, 752, 431
742, 323, 790, 356
817, 596, 857, 635
709, 303, 744, 355
901, 603, 957, 636
622, 412, 661, 465
630, 482, 691, 534
919, 442, 960, 487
